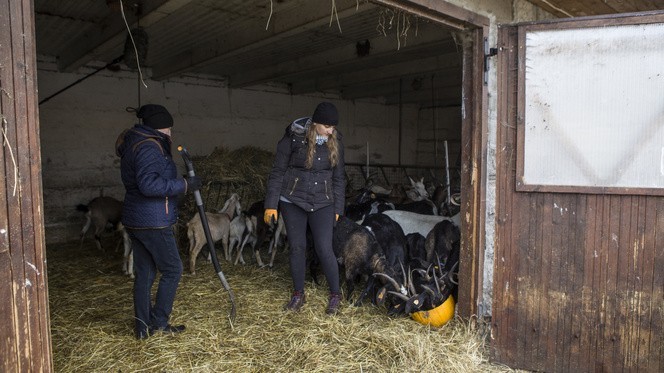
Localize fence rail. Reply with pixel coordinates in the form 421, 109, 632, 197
199, 162, 461, 212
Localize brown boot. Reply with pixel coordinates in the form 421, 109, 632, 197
284, 290, 306, 312
326, 292, 342, 315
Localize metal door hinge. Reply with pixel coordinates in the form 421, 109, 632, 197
484, 37, 498, 85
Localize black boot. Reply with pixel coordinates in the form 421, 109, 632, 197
284, 290, 306, 312
326, 292, 342, 315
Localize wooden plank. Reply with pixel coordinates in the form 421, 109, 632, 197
492, 24, 517, 365
627, 195, 647, 368
648, 197, 664, 372
0, 0, 16, 370
6, 0, 30, 369
23, 0, 51, 369
567, 195, 586, 371
0, 0, 51, 371
557, 195, 574, 372
577, 195, 598, 372
529, 193, 545, 370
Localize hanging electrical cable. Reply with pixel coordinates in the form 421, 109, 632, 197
119, 0, 149, 110
39, 1, 149, 106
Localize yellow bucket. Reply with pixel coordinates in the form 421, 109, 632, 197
411, 296, 455, 328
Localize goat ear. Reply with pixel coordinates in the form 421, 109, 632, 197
409, 176, 415, 186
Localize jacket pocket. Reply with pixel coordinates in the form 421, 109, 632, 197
324, 180, 330, 200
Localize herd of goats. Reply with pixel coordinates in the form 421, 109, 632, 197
76, 177, 461, 318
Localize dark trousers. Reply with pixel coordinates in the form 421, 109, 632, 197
127, 227, 183, 336
280, 202, 340, 293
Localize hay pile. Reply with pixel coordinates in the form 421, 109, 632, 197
48, 239, 521, 372
184, 145, 273, 211
176, 145, 274, 247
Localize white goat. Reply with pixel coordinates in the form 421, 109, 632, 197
264, 214, 286, 268
186, 193, 241, 274
230, 212, 254, 265
381, 209, 461, 238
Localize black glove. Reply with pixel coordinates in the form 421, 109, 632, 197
186, 176, 202, 192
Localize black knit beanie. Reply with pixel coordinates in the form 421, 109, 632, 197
137, 104, 173, 129
311, 102, 338, 126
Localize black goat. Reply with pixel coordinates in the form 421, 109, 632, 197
374, 220, 461, 316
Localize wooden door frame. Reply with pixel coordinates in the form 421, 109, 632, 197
371, 0, 490, 317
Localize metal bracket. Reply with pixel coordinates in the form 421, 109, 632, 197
484, 37, 498, 85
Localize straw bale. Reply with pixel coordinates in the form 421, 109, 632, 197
176, 145, 274, 246
49, 238, 524, 372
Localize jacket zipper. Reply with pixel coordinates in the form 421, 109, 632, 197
165, 196, 169, 214
289, 177, 299, 195
324, 180, 330, 199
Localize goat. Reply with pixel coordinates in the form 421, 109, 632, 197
265, 214, 287, 267
236, 200, 279, 268
405, 232, 427, 264
424, 220, 460, 264
326, 213, 408, 306
77, 196, 122, 251
381, 209, 460, 238
76, 195, 133, 278
431, 184, 462, 217
331, 216, 388, 305
230, 212, 253, 265
186, 193, 241, 274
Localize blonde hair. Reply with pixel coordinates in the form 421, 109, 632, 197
305, 124, 339, 168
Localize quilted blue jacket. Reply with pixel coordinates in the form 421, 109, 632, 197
115, 124, 187, 228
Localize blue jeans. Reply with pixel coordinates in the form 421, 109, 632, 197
127, 227, 183, 337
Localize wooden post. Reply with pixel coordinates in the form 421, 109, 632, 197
0, 0, 53, 371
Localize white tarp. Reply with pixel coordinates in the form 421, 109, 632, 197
523, 23, 664, 188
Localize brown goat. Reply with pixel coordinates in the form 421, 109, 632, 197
77, 195, 133, 277
186, 193, 241, 274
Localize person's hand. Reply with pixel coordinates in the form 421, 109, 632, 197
186, 176, 202, 192
335, 214, 339, 221
264, 209, 278, 224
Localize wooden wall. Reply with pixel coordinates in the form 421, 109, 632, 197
0, 0, 53, 371
492, 24, 663, 372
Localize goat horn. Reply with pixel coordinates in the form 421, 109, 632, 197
387, 290, 410, 302
408, 268, 417, 296
413, 268, 431, 282
373, 272, 402, 293
420, 284, 436, 297
432, 266, 441, 294
447, 261, 460, 285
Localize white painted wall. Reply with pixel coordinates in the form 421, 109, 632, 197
37, 57, 421, 243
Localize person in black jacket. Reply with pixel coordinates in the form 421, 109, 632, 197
115, 104, 201, 340
264, 102, 346, 315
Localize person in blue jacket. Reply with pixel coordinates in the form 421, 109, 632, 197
264, 102, 346, 315
115, 104, 201, 340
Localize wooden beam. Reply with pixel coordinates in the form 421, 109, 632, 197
228, 22, 454, 88
57, 0, 195, 72
341, 71, 461, 100
370, 0, 490, 29
290, 52, 461, 94
151, 0, 374, 80
383, 85, 460, 105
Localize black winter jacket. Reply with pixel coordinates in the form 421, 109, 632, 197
265, 117, 345, 215
115, 124, 187, 228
